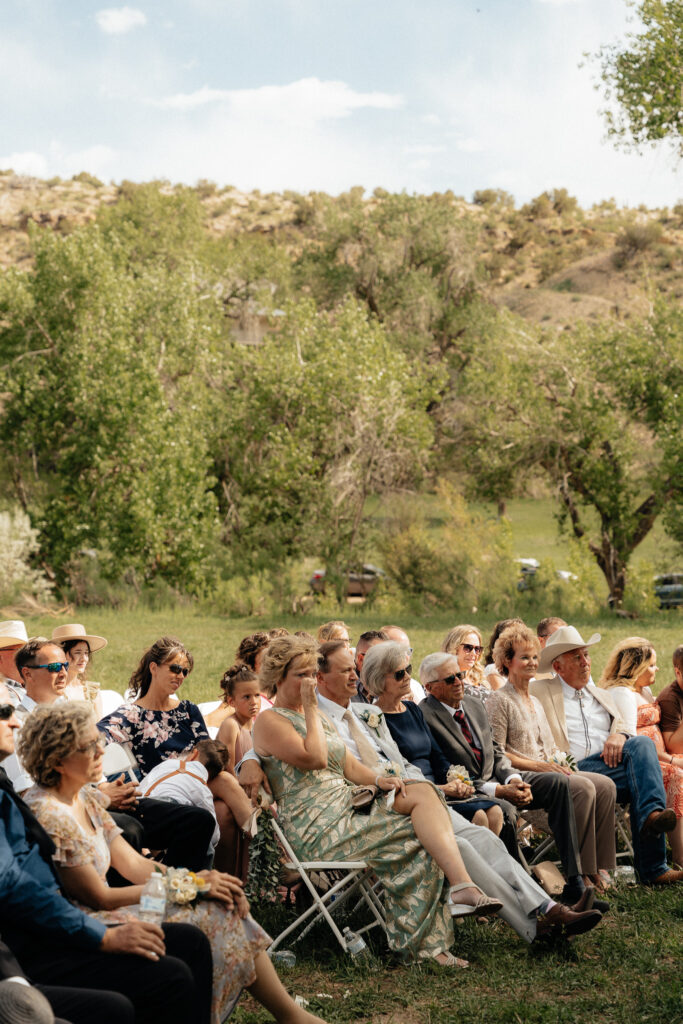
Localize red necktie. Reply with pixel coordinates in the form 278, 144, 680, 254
454, 709, 482, 769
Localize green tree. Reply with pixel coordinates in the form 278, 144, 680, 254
590, 0, 683, 153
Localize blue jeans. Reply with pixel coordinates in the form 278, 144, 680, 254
578, 735, 668, 883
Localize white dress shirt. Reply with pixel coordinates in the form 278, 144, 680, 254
438, 701, 522, 796
317, 693, 390, 766
138, 759, 219, 851
560, 680, 612, 761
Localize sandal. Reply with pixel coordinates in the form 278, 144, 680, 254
433, 951, 469, 968
448, 884, 503, 918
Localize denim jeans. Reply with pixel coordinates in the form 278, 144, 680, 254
578, 735, 667, 883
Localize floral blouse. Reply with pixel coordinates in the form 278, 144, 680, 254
97, 700, 209, 778
24, 785, 121, 881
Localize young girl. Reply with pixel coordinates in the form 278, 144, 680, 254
217, 665, 262, 774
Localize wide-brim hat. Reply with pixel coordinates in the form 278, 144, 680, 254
538, 625, 601, 673
0, 620, 29, 649
51, 623, 108, 653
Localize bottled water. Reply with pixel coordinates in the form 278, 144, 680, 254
270, 949, 297, 967
343, 927, 369, 959
139, 869, 167, 924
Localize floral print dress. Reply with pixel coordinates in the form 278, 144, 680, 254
24, 785, 270, 1024
637, 703, 683, 819
261, 707, 454, 962
97, 700, 209, 777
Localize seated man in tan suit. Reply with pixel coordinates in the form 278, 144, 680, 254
531, 626, 681, 885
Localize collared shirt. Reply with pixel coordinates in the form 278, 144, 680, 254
437, 701, 522, 795
559, 679, 612, 761
0, 768, 106, 951
4, 695, 66, 793
138, 759, 219, 850
316, 693, 390, 764
1, 675, 24, 708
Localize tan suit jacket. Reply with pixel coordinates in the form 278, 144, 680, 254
530, 674, 631, 754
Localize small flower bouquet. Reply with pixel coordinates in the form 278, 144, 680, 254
357, 708, 383, 733
447, 764, 474, 787
165, 868, 209, 906
551, 751, 578, 772
382, 761, 403, 779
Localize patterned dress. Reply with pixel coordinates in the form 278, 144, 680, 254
24, 785, 270, 1024
637, 702, 683, 819
97, 700, 209, 778
261, 708, 454, 961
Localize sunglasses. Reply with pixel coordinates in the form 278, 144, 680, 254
432, 673, 465, 686
77, 737, 105, 757
168, 663, 190, 678
460, 644, 483, 656
0, 703, 16, 720
393, 664, 413, 681
30, 662, 69, 673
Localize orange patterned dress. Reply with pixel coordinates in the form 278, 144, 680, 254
637, 702, 683, 818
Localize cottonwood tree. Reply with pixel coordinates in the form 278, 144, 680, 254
590, 0, 683, 154
449, 299, 683, 606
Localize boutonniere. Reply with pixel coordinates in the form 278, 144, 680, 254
357, 708, 384, 734
551, 751, 578, 772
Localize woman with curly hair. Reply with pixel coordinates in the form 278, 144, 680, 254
600, 637, 683, 867
20, 703, 327, 1024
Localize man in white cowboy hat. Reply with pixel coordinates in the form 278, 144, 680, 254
0, 620, 30, 706
531, 625, 682, 885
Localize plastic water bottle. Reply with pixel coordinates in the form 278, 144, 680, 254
139, 869, 167, 924
270, 949, 297, 967
343, 927, 369, 959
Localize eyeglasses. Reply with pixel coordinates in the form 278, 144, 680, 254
30, 662, 69, 673
76, 737, 105, 757
431, 673, 465, 686
0, 703, 16, 720
168, 663, 190, 678
393, 664, 413, 681
460, 644, 483, 656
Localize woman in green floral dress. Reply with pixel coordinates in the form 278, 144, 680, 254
253, 635, 501, 968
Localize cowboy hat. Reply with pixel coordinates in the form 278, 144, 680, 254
0, 620, 29, 649
51, 623, 107, 653
538, 625, 601, 674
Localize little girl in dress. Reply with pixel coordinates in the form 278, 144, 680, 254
217, 665, 262, 774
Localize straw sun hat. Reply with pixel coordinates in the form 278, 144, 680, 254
51, 623, 108, 653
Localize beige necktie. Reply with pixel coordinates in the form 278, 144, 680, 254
342, 708, 382, 770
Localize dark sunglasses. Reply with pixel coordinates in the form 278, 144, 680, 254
30, 661, 69, 673
432, 673, 465, 686
393, 664, 413, 681
168, 663, 190, 678
460, 644, 483, 656
0, 703, 16, 720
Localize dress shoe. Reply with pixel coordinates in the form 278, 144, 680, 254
641, 808, 676, 837
571, 887, 610, 915
535, 902, 603, 939
651, 868, 683, 885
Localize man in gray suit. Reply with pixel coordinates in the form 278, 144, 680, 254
419, 652, 586, 904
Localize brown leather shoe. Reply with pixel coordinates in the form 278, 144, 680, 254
651, 868, 683, 885
536, 903, 603, 939
641, 808, 676, 837
571, 887, 610, 915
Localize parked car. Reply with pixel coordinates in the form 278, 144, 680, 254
309, 564, 386, 598
654, 573, 683, 609
515, 558, 577, 592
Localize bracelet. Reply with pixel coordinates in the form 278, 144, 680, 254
375, 775, 382, 787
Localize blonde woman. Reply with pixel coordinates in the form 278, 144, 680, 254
600, 638, 683, 867
441, 625, 501, 703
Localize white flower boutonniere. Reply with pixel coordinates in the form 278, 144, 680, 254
551, 751, 578, 772
357, 708, 384, 734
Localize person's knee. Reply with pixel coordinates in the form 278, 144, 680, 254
472, 809, 487, 827
487, 805, 504, 828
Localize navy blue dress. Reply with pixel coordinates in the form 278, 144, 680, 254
381, 701, 495, 821
98, 700, 209, 779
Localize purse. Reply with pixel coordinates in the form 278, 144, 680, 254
350, 784, 379, 813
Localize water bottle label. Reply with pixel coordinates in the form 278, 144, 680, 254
140, 895, 166, 915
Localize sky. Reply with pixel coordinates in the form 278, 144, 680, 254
1, 0, 681, 207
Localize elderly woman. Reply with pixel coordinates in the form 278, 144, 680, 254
488, 624, 617, 890
364, 642, 504, 836
19, 703, 327, 1024
253, 634, 502, 968
600, 637, 683, 867
98, 637, 256, 876
441, 625, 501, 703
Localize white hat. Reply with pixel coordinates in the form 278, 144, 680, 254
538, 625, 601, 673
51, 623, 108, 653
0, 620, 29, 650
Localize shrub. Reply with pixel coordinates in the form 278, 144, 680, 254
71, 171, 103, 188
614, 221, 663, 265
0, 507, 52, 604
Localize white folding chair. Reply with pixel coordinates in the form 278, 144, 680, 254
268, 816, 387, 955
100, 741, 139, 782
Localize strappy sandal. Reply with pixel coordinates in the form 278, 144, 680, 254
448, 884, 503, 918
433, 951, 469, 968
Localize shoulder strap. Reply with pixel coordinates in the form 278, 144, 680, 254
144, 760, 209, 796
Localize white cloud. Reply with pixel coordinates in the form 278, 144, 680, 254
403, 144, 446, 156
95, 7, 147, 35
421, 114, 441, 126
154, 77, 403, 124
456, 138, 484, 153
535, 0, 582, 5
0, 150, 49, 177
0, 143, 118, 181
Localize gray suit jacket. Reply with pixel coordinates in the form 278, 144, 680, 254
419, 694, 514, 790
